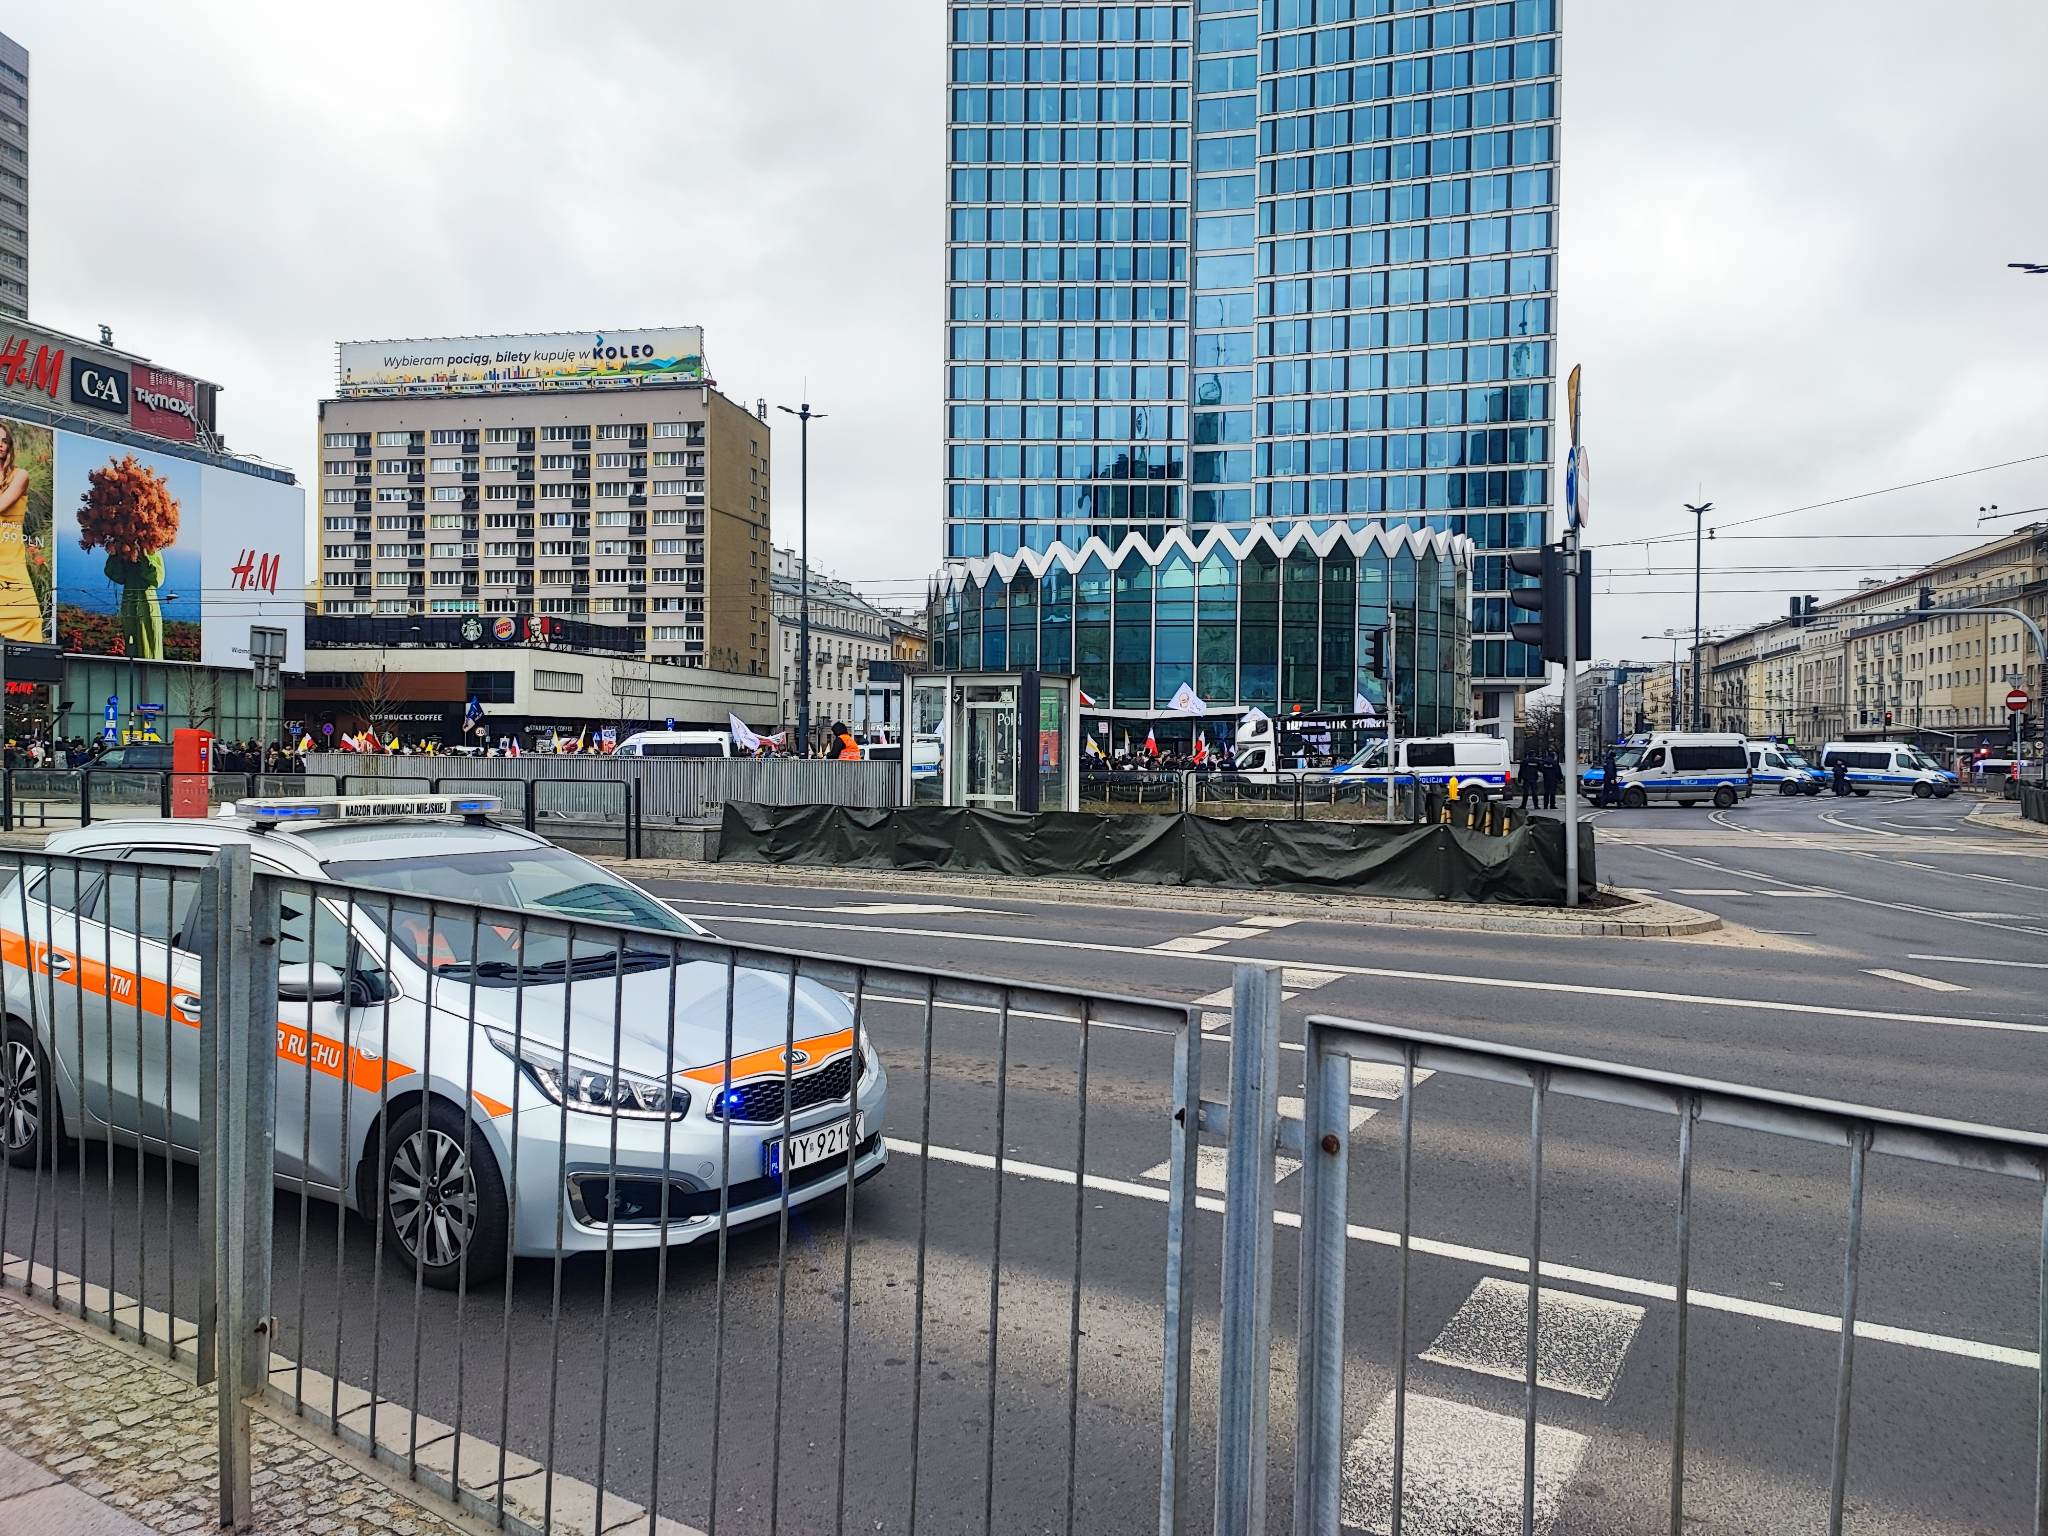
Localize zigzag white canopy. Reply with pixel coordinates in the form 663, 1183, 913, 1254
934, 521, 1475, 599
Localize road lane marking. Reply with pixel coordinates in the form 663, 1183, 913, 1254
1757, 890, 1840, 898
1140, 1143, 1302, 1191
1283, 967, 1341, 989
1639, 848, 2048, 939
1194, 924, 1268, 940
1419, 1277, 1646, 1403
886, 1138, 2040, 1369
1672, 888, 1747, 896
1906, 953, 2048, 971
1241, 915, 1299, 928
1863, 968, 1971, 992
695, 911, 2048, 1037
1153, 935, 1228, 953
1340, 1390, 1587, 1535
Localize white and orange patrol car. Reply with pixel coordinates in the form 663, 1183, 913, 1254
0, 795, 887, 1287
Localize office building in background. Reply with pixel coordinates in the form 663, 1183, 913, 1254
314, 328, 773, 679
0, 31, 26, 320
934, 0, 1560, 735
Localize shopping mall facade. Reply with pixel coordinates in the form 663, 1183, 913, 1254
930, 521, 1473, 736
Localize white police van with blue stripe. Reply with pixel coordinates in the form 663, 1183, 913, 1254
1747, 741, 1828, 796
1818, 741, 1958, 798
1612, 732, 1753, 809
1328, 732, 1513, 797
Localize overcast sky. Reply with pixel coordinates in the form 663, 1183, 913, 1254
12, 0, 2047, 659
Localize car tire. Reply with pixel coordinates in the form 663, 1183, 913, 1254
1713, 786, 1738, 809
1805, 784, 1824, 796
0, 1018, 64, 1170
1912, 782, 1933, 799
378, 1099, 508, 1289
1620, 786, 1648, 809
1935, 788, 1953, 798
1777, 781, 1799, 797
1853, 787, 1870, 797
1678, 799, 1697, 808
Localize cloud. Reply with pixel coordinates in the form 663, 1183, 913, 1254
13, 0, 2047, 648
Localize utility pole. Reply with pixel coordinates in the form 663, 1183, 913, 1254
1684, 502, 1713, 729
776, 400, 827, 754
1561, 528, 1580, 908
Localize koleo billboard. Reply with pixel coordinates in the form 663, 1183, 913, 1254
336, 327, 707, 396
0, 410, 302, 669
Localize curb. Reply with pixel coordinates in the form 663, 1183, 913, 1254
606, 856, 1722, 938
1966, 804, 2048, 838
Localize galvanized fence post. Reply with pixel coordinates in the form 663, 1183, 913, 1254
1214, 964, 1282, 1536
195, 845, 279, 1531
1293, 1021, 1351, 1531
1158, 1009, 1204, 1536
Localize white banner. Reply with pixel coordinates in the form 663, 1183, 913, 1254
1168, 682, 1208, 715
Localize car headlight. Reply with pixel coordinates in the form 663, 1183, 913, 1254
485, 1029, 690, 1120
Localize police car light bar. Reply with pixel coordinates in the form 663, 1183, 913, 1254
238, 794, 503, 827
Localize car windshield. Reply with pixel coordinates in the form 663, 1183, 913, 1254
1612, 748, 1644, 771
1779, 749, 1815, 770
1342, 740, 1389, 769
1906, 750, 1943, 772
320, 844, 692, 984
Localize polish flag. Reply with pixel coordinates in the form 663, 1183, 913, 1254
1193, 734, 1209, 766
1144, 728, 1159, 758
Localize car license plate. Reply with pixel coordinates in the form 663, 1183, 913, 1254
765, 1114, 864, 1179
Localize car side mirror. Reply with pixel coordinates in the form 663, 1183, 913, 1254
278, 961, 348, 1003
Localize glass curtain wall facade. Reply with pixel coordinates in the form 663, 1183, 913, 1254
931, 523, 1473, 734
946, 0, 1560, 713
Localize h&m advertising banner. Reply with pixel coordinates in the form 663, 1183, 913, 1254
336, 328, 707, 396
0, 411, 303, 668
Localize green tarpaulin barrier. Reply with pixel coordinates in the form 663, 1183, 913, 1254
716, 803, 1596, 906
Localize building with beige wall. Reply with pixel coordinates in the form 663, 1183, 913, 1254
1698, 522, 2048, 748
315, 331, 771, 679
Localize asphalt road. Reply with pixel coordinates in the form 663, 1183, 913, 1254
4, 790, 2045, 1535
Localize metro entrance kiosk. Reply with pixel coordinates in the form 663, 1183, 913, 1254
899, 671, 1082, 812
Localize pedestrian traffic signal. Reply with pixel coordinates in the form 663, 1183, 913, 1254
1365, 626, 1388, 679
1506, 543, 1593, 665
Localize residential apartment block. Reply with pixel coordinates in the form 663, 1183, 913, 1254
1699, 523, 2048, 748
771, 547, 926, 737
315, 332, 772, 676
0, 32, 26, 320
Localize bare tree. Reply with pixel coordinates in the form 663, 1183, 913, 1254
351, 659, 403, 739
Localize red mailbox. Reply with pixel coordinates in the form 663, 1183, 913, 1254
170, 728, 213, 818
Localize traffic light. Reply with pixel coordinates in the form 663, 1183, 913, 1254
1884, 711, 1894, 726
1506, 543, 1592, 665
1365, 626, 1388, 679
1917, 588, 1935, 612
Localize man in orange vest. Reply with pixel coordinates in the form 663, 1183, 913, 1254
831, 721, 862, 761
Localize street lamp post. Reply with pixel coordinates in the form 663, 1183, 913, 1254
1683, 502, 1713, 729
776, 401, 827, 755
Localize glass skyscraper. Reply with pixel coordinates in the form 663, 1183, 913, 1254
941, 0, 1560, 733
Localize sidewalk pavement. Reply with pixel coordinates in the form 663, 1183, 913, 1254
606, 854, 1722, 938
1966, 799, 2048, 837
0, 1286, 477, 1536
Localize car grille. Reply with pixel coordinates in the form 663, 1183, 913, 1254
709, 1049, 859, 1124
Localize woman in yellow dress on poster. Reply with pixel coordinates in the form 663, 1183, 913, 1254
0, 422, 46, 642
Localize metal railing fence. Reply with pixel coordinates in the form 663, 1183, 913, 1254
0, 771, 342, 831
307, 753, 897, 823
1211, 997, 2048, 1536
1082, 771, 1529, 831
0, 841, 1208, 1535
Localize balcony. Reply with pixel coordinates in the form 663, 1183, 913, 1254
517, 464, 535, 481
407, 470, 424, 484
353, 472, 371, 486
516, 524, 535, 538
571, 436, 591, 452
571, 464, 591, 481
462, 471, 480, 484
628, 493, 647, 509
407, 557, 425, 570
517, 492, 535, 509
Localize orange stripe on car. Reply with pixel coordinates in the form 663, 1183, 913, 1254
678, 1027, 856, 1086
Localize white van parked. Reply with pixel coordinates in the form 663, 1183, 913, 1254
1746, 742, 1828, 796
612, 730, 733, 760
1817, 742, 1958, 798
1326, 732, 1514, 796
1611, 732, 1752, 809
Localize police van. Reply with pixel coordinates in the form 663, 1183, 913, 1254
612, 730, 732, 759
1817, 741, 1958, 798
1746, 741, 1828, 796
1610, 732, 1753, 809
1326, 732, 1514, 796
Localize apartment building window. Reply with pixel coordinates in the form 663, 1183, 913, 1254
538, 599, 585, 615
372, 599, 411, 615
652, 452, 688, 467
375, 431, 411, 447
590, 597, 636, 614
376, 515, 415, 531
429, 514, 465, 530
538, 570, 573, 586
540, 454, 578, 471
429, 599, 481, 614
652, 481, 689, 496
322, 571, 357, 587
653, 422, 698, 438
431, 429, 467, 446
322, 432, 360, 449
431, 571, 467, 586
323, 460, 366, 476
652, 539, 686, 555
596, 452, 636, 469
652, 509, 691, 525
539, 540, 578, 557
539, 484, 577, 500
651, 567, 688, 583
484, 570, 520, 585
596, 424, 636, 440
430, 457, 473, 473
594, 569, 632, 585
373, 488, 411, 503
541, 426, 588, 441
322, 489, 356, 505
377, 571, 410, 587
376, 544, 409, 559
429, 486, 461, 502
484, 513, 524, 529
327, 601, 371, 616
322, 516, 358, 532
540, 512, 576, 528
595, 540, 635, 556
484, 455, 520, 472
596, 482, 631, 498
484, 485, 524, 501
482, 541, 519, 558
373, 459, 409, 474
429, 543, 467, 559
484, 428, 522, 444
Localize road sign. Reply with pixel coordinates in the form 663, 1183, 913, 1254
1565, 444, 1589, 530
2008, 687, 2031, 713
321, 722, 334, 737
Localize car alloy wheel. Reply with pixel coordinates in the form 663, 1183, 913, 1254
1713, 786, 1738, 809
0, 1039, 40, 1155
387, 1126, 479, 1271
